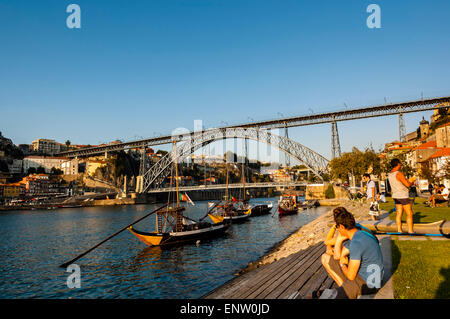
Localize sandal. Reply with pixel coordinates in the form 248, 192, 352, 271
311, 289, 325, 299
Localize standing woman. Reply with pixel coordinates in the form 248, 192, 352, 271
388, 158, 415, 234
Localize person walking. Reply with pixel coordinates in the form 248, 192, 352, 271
363, 173, 379, 220
387, 158, 415, 234
363, 173, 377, 202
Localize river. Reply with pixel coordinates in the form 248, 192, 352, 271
0, 197, 329, 298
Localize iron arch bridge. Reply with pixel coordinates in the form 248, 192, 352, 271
139, 127, 330, 193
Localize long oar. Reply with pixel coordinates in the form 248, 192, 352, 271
59, 203, 168, 268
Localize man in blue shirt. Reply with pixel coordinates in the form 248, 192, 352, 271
319, 207, 384, 299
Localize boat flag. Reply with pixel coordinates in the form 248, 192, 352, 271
179, 192, 195, 206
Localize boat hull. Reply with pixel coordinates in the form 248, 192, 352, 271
223, 210, 252, 223
278, 205, 298, 216
358, 219, 450, 236
128, 222, 231, 247
250, 204, 273, 216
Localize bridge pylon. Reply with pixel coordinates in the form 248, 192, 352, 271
331, 118, 341, 159
284, 123, 290, 167
398, 113, 406, 142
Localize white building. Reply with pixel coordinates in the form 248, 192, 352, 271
61, 159, 79, 175
23, 156, 78, 174
427, 148, 450, 188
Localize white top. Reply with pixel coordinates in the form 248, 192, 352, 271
366, 180, 377, 200
441, 188, 449, 200
388, 171, 409, 199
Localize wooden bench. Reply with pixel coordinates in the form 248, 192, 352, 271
203, 235, 393, 299
203, 243, 336, 299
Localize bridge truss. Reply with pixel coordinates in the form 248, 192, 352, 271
139, 127, 330, 193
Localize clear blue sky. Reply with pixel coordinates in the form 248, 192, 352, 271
1, 0, 449, 162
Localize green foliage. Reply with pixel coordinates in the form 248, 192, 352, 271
50, 167, 63, 175
27, 167, 37, 175
381, 152, 416, 178
0, 160, 9, 173
325, 183, 335, 199
329, 147, 381, 182
36, 166, 45, 174
156, 149, 168, 156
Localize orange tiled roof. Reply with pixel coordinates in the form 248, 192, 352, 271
428, 148, 450, 159
414, 140, 437, 150
437, 121, 450, 129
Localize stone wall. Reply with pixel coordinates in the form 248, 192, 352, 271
305, 183, 349, 200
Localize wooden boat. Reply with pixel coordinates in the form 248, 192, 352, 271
250, 202, 273, 216
128, 141, 231, 247
209, 201, 252, 224
278, 195, 298, 216
128, 206, 230, 247
208, 163, 251, 224
358, 219, 450, 236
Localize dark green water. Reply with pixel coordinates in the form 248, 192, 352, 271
0, 197, 329, 298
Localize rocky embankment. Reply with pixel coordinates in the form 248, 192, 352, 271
240, 199, 373, 274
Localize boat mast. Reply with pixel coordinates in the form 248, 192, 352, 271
174, 140, 180, 208
242, 159, 246, 202
226, 161, 229, 204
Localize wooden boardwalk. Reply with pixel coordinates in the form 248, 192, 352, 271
204, 242, 336, 299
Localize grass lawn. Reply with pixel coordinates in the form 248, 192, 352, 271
391, 239, 450, 299
380, 196, 450, 298
379, 196, 449, 223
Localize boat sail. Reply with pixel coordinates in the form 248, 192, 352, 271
128, 140, 230, 247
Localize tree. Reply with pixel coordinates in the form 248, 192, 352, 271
419, 161, 437, 185
36, 166, 46, 174
438, 160, 450, 181
156, 150, 168, 156
329, 147, 381, 182
50, 167, 63, 175
381, 152, 415, 178
65, 140, 71, 147
27, 167, 37, 175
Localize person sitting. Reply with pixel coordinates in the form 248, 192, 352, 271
318, 207, 384, 299
428, 184, 449, 207
324, 208, 350, 258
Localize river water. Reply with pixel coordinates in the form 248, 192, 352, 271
0, 197, 329, 299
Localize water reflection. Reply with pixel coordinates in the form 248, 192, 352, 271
0, 198, 330, 298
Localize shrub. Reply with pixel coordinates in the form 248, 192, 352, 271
325, 184, 336, 199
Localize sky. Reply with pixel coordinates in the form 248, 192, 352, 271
1, 0, 449, 163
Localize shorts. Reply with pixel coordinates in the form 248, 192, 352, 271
435, 195, 448, 203
394, 198, 410, 205
326, 256, 379, 299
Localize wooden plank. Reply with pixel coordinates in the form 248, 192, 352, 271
204, 245, 312, 299
296, 266, 330, 298
243, 244, 323, 299
233, 244, 323, 299
256, 244, 325, 299
266, 249, 325, 299
319, 274, 335, 291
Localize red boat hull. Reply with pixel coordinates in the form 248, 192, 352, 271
278, 205, 298, 216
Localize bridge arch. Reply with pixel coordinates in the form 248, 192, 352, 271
141, 127, 329, 192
